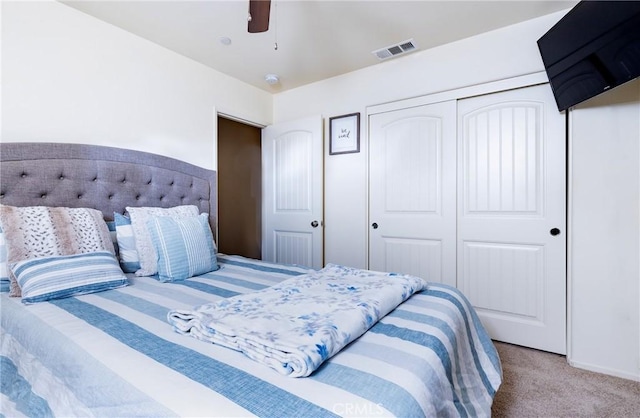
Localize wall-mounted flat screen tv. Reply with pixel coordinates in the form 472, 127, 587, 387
538, 1, 640, 111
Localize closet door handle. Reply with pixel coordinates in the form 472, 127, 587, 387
550, 228, 561, 236
311, 220, 319, 228
372, 222, 379, 229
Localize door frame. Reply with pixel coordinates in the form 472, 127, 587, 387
214, 111, 324, 269
217, 115, 263, 259
213, 108, 267, 244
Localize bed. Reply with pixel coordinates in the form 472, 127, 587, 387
0, 142, 502, 417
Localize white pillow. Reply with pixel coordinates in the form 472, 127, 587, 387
126, 205, 199, 276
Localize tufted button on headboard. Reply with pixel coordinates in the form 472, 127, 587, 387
0, 142, 217, 234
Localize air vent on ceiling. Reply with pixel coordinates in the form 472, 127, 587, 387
372, 39, 417, 61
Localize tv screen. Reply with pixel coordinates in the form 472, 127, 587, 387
538, 1, 640, 111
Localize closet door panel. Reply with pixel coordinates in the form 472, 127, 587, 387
369, 101, 456, 285
383, 238, 443, 283
458, 84, 566, 354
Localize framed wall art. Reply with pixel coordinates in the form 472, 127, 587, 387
329, 112, 360, 155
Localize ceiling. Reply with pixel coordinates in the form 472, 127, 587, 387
61, 0, 578, 93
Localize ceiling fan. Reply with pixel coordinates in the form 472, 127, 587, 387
248, 0, 271, 33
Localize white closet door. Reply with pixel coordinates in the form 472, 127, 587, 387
262, 115, 324, 269
369, 100, 457, 286
457, 84, 566, 354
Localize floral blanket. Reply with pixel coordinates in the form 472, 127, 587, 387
167, 264, 427, 377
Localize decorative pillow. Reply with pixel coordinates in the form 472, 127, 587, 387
114, 213, 141, 273
126, 205, 199, 277
0, 226, 8, 293
106, 220, 119, 256
10, 251, 128, 304
147, 213, 218, 282
0, 205, 116, 297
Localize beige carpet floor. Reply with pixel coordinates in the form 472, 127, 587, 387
491, 342, 640, 417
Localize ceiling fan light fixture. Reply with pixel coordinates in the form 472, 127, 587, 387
265, 74, 279, 85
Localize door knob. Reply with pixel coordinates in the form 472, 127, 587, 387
372, 222, 378, 229
550, 228, 561, 236
311, 220, 319, 228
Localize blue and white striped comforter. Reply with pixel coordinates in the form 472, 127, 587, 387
0, 254, 502, 417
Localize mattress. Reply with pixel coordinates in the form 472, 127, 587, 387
0, 254, 502, 417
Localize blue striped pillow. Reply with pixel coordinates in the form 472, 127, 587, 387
147, 213, 218, 282
106, 220, 119, 257
0, 226, 8, 293
11, 251, 129, 304
114, 213, 141, 273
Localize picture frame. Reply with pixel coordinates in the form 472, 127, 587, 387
329, 112, 360, 155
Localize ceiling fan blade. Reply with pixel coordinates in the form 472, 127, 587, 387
248, 0, 271, 33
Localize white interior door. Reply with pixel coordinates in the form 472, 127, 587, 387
457, 84, 566, 354
262, 115, 324, 269
369, 100, 457, 286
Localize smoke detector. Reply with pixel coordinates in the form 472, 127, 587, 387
372, 39, 417, 61
265, 74, 279, 85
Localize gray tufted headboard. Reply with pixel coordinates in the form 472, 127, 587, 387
0, 142, 217, 233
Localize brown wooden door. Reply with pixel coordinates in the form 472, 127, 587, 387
217, 117, 262, 259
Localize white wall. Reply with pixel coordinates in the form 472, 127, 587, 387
1, 0, 272, 170
569, 79, 640, 381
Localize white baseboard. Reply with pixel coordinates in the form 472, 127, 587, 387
567, 358, 640, 382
